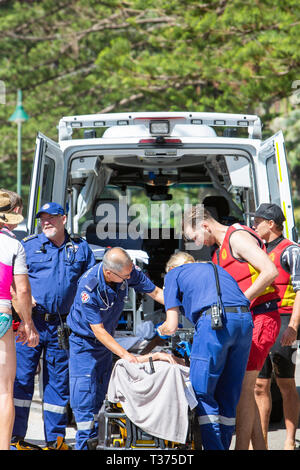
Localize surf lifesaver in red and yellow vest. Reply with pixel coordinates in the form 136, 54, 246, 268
212, 224, 279, 310
268, 238, 297, 314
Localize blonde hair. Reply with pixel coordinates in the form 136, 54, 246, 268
165, 251, 195, 273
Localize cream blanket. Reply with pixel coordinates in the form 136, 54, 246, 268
107, 359, 197, 444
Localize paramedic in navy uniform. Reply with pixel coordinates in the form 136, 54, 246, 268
158, 252, 254, 450
67, 246, 164, 450
12, 202, 96, 450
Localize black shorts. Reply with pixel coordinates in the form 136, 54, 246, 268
258, 314, 300, 379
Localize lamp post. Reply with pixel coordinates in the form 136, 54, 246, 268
8, 89, 29, 196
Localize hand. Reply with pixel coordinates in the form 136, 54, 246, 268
32, 296, 37, 307
122, 351, 139, 363
156, 325, 169, 339
16, 321, 39, 348
152, 352, 177, 364
280, 326, 297, 347
135, 351, 180, 365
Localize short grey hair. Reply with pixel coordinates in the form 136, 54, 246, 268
102, 247, 132, 272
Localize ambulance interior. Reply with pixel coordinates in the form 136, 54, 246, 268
61, 144, 256, 343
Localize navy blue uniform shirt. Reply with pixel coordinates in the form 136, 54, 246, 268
22, 232, 96, 315
164, 262, 250, 325
67, 263, 156, 339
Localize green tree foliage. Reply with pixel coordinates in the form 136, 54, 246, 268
0, 0, 299, 205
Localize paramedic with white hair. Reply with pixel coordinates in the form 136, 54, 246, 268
67, 247, 165, 450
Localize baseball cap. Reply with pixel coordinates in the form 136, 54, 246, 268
36, 202, 65, 218
251, 203, 285, 224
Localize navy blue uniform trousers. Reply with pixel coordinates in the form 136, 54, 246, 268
69, 333, 112, 450
190, 309, 253, 450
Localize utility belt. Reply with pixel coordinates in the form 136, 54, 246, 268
71, 330, 99, 344
251, 299, 279, 316
32, 310, 70, 350
32, 310, 68, 323
204, 305, 250, 316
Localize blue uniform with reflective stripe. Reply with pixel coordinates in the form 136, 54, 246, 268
67, 262, 156, 450
13, 232, 96, 444
164, 262, 253, 450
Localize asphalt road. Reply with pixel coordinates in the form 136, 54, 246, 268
22, 357, 300, 451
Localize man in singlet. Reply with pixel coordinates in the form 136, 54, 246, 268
183, 205, 279, 449
252, 203, 300, 450
0, 190, 39, 450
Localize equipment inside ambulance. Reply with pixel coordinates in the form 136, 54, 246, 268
25, 111, 297, 339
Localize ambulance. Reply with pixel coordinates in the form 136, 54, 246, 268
25, 111, 297, 337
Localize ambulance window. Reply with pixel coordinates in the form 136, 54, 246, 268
40, 156, 55, 206
266, 155, 281, 205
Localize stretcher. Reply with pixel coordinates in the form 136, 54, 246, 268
88, 354, 202, 451
92, 400, 202, 450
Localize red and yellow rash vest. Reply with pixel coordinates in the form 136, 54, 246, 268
212, 224, 279, 310
268, 238, 296, 314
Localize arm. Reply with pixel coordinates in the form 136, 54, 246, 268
136, 351, 184, 365
281, 291, 300, 346
11, 275, 31, 323
230, 230, 278, 300
12, 274, 39, 347
280, 246, 300, 346
147, 286, 164, 305
157, 307, 180, 336
90, 323, 138, 363
90, 324, 183, 365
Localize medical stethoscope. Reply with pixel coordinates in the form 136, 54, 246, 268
65, 240, 77, 264
97, 262, 129, 311
39, 239, 77, 264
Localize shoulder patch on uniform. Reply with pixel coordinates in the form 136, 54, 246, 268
81, 291, 90, 303
22, 234, 38, 242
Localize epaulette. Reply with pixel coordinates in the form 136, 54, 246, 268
22, 234, 38, 242
84, 276, 99, 293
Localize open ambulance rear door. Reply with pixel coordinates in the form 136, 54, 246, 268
27, 132, 64, 235
258, 130, 297, 242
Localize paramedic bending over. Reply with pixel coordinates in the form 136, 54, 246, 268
67, 247, 165, 450
0, 191, 39, 450
158, 252, 253, 450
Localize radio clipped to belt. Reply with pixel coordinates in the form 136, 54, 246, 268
207, 262, 224, 330
57, 308, 71, 350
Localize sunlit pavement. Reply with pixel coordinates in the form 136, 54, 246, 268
23, 359, 300, 451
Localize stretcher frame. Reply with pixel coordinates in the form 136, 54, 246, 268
93, 399, 202, 450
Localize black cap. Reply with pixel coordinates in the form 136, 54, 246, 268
251, 203, 285, 224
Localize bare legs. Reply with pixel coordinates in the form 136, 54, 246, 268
255, 377, 300, 450
0, 327, 16, 450
235, 370, 267, 450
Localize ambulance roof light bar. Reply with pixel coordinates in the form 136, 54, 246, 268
58, 112, 262, 141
